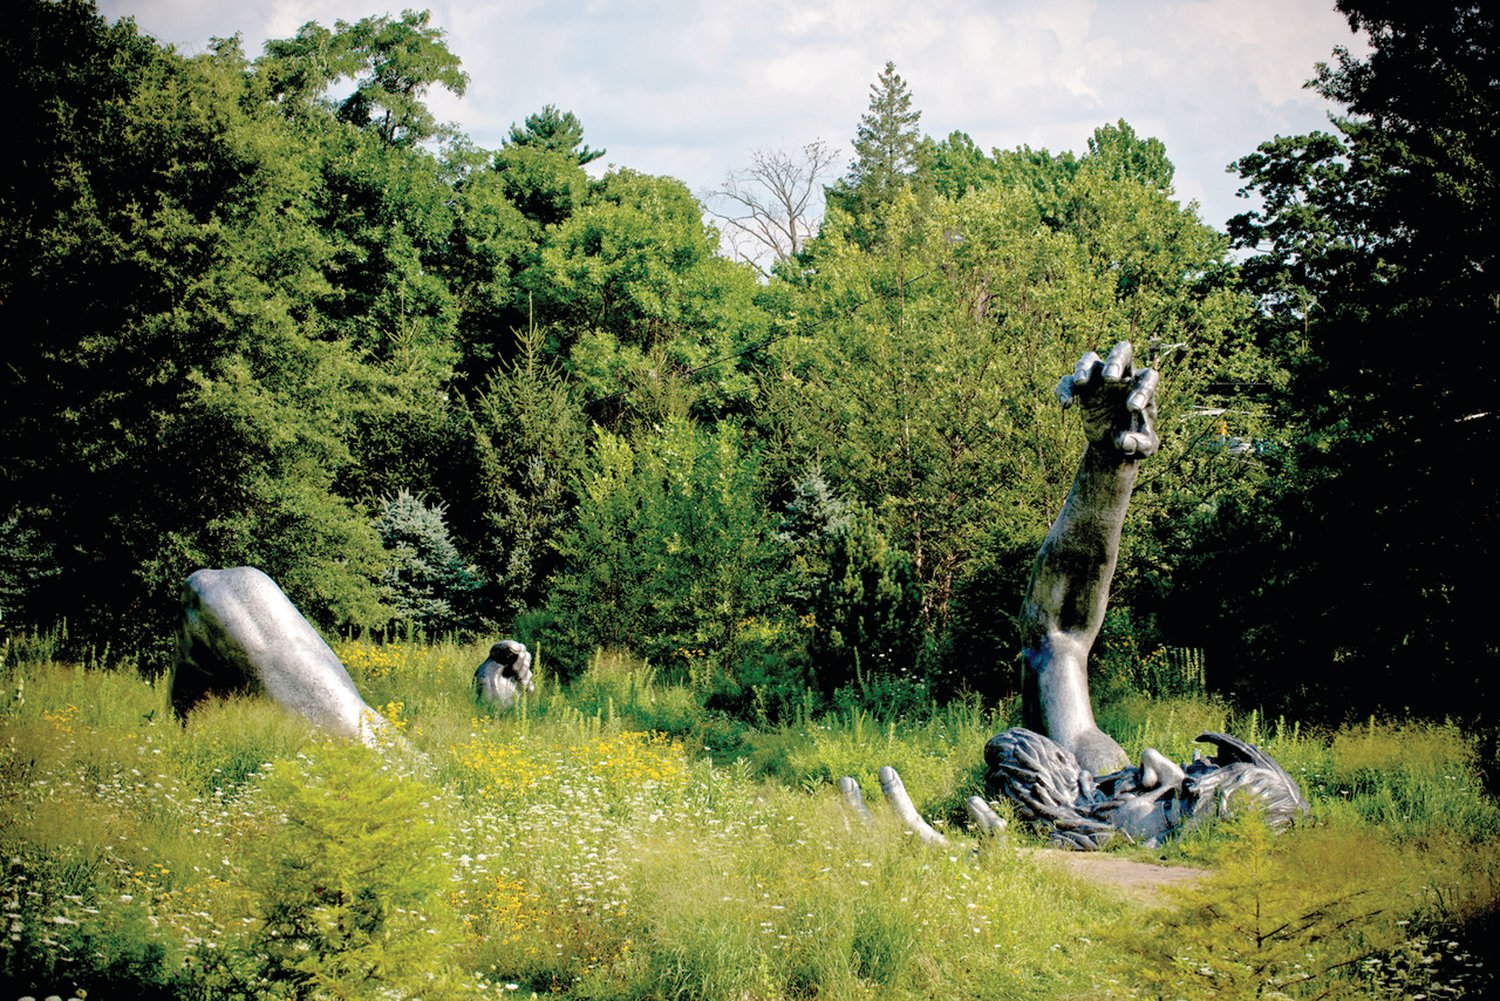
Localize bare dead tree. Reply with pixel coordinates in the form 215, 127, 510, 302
705, 140, 837, 276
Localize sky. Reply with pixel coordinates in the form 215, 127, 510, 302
95, 0, 1365, 234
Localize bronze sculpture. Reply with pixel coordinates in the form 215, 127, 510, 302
988, 342, 1308, 848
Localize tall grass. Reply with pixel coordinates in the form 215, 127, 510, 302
2, 635, 1497, 999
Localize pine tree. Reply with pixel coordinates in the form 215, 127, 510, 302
506, 104, 604, 165
848, 61, 922, 198
825, 61, 924, 244
374, 489, 484, 634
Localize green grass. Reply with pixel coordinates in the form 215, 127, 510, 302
2, 638, 1497, 999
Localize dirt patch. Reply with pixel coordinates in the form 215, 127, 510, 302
1025, 848, 1209, 907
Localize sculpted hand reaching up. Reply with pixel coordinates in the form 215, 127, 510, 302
1055, 341, 1160, 459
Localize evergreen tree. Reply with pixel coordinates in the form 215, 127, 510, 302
806, 501, 925, 697
375, 490, 484, 634
848, 61, 922, 195
506, 103, 605, 165
825, 61, 924, 245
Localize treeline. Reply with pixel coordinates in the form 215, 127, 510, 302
3, 0, 1494, 722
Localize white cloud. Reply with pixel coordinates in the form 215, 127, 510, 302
96, 0, 1362, 228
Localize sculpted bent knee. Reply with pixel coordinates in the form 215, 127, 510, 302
173, 567, 388, 743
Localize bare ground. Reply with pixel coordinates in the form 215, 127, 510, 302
1024, 848, 1209, 907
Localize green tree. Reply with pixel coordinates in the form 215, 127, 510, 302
539, 169, 721, 344
545, 418, 788, 685
493, 143, 590, 230
824, 61, 925, 246
374, 489, 483, 634
1, 3, 396, 641
846, 60, 923, 199
926, 130, 1003, 199
806, 500, 924, 696
435, 142, 539, 378
0, 3, 515, 647
1173, 0, 1499, 718
1082, 119, 1174, 191
507, 103, 605, 165
778, 468, 923, 693
245, 742, 464, 999
261, 9, 468, 147
461, 325, 588, 623
763, 130, 1252, 696
535, 168, 768, 423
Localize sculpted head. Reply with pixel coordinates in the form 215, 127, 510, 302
474, 639, 535, 707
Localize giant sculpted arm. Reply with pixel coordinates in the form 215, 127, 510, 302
1021, 342, 1159, 775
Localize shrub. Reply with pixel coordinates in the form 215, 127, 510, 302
241, 740, 465, 999
544, 418, 791, 685
1119, 804, 1416, 1000
781, 468, 927, 699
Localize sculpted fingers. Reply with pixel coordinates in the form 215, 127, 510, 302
1116, 429, 1159, 456
1126, 367, 1159, 414
1074, 350, 1103, 387
1057, 351, 1103, 408
1055, 374, 1076, 408
1116, 364, 1159, 456
1101, 341, 1133, 382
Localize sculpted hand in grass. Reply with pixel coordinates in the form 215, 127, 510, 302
474, 640, 535, 709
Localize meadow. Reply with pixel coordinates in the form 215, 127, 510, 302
2, 633, 1497, 1000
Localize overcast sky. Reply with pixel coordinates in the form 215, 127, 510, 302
96, 0, 1364, 233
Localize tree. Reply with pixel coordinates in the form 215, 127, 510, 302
492, 143, 590, 229
1174, 0, 1500, 719
544, 418, 788, 684
461, 324, 587, 624
507, 104, 605, 165
259, 9, 468, 146
374, 489, 484, 634
846, 61, 923, 198
245, 742, 464, 998
824, 61, 924, 245
926, 131, 1003, 199
533, 168, 769, 424
1, 2, 399, 642
1082, 119, 1174, 191
807, 501, 925, 696
706, 140, 838, 275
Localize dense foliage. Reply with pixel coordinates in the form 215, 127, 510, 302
1, 0, 1494, 732
1169, 1, 1500, 722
